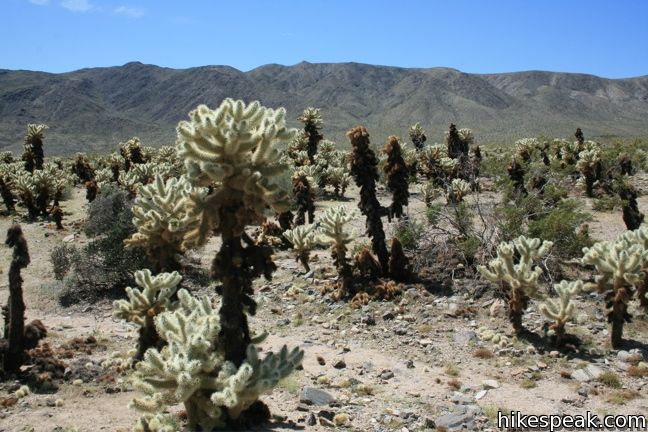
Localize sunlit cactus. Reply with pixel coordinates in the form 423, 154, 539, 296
125, 175, 203, 272
283, 223, 316, 271
582, 235, 647, 348
540, 280, 582, 344
113, 269, 182, 361
174, 99, 302, 427
326, 167, 352, 197
317, 206, 355, 299
420, 181, 441, 207
130, 289, 303, 430
577, 147, 601, 197
12, 170, 39, 219
22, 124, 48, 172
478, 236, 553, 333
446, 178, 471, 204
297, 107, 324, 165
515, 138, 539, 163
120, 137, 146, 172
408, 123, 427, 150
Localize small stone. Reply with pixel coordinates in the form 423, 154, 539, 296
489, 299, 506, 317
379, 369, 395, 380
317, 356, 326, 366
572, 369, 591, 382
306, 413, 317, 426
63, 234, 75, 243
299, 387, 336, 406
382, 312, 395, 321
319, 417, 335, 427
549, 351, 560, 358
333, 359, 346, 369
537, 361, 548, 370
481, 379, 499, 389
405, 360, 415, 369
419, 339, 433, 347
475, 390, 488, 400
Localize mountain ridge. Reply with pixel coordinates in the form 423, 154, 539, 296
1, 62, 647, 155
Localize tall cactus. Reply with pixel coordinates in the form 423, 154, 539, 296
383, 136, 409, 219
2, 225, 30, 373
408, 123, 427, 150
317, 207, 355, 299
297, 107, 323, 165
479, 236, 553, 333
175, 99, 303, 427
283, 224, 316, 272
22, 124, 48, 173
348, 126, 389, 274
582, 238, 645, 348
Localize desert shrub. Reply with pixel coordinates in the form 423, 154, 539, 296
592, 195, 624, 211
425, 203, 443, 226
527, 200, 591, 258
393, 218, 424, 250
50, 244, 79, 281
456, 235, 481, 266
53, 185, 148, 305
449, 202, 474, 238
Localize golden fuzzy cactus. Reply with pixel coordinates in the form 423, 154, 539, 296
540, 280, 582, 344
283, 223, 316, 271
582, 235, 647, 348
125, 175, 203, 272
23, 124, 48, 172
317, 206, 355, 299
177, 99, 295, 247
447, 178, 471, 204
479, 236, 553, 333
113, 269, 182, 360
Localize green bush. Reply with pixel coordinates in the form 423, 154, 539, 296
457, 235, 481, 266
393, 218, 424, 250
592, 195, 624, 211
52, 185, 149, 305
425, 204, 443, 226
527, 200, 591, 258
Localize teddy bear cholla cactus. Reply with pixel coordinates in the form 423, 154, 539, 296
125, 175, 202, 272
447, 178, 471, 204
297, 107, 324, 165
408, 123, 427, 150
478, 236, 553, 333
174, 99, 303, 426
577, 146, 601, 197
317, 206, 355, 299
22, 124, 48, 173
582, 233, 647, 348
131, 289, 303, 431
113, 269, 182, 361
540, 280, 582, 344
283, 224, 316, 272
619, 227, 648, 312
383, 136, 409, 219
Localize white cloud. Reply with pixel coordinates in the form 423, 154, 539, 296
113, 5, 145, 18
60, 0, 92, 12
29, 0, 51, 5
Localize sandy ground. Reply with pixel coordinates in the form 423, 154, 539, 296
0, 178, 647, 432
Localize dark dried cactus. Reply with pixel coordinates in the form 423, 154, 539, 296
507, 158, 527, 196
292, 174, 315, 226
383, 136, 409, 220
574, 128, 584, 147
408, 123, 427, 150
388, 237, 411, 282
2, 225, 31, 373
619, 185, 644, 230
298, 108, 324, 165
0, 177, 16, 212
348, 126, 389, 274
446, 123, 468, 160
85, 179, 98, 203
72, 154, 95, 183
619, 154, 633, 176
51, 206, 64, 230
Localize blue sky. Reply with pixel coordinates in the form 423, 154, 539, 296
1, 0, 647, 78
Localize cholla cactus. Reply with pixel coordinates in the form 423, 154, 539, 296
118, 170, 142, 197
125, 175, 202, 272
326, 167, 351, 197
113, 269, 182, 360
283, 224, 316, 271
317, 207, 355, 299
619, 227, 648, 312
383, 136, 409, 219
420, 181, 441, 207
23, 124, 48, 172
577, 148, 601, 197
508, 157, 527, 196
348, 126, 389, 274
408, 123, 427, 150
12, 170, 39, 219
515, 138, 539, 163
131, 289, 303, 430
175, 99, 300, 427
0, 164, 17, 212
446, 123, 469, 159
120, 137, 146, 171
418, 144, 446, 183
478, 236, 553, 333
94, 168, 114, 186
71, 153, 95, 183
447, 178, 471, 204
540, 280, 582, 344
297, 107, 323, 165
582, 236, 647, 347
292, 172, 315, 226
